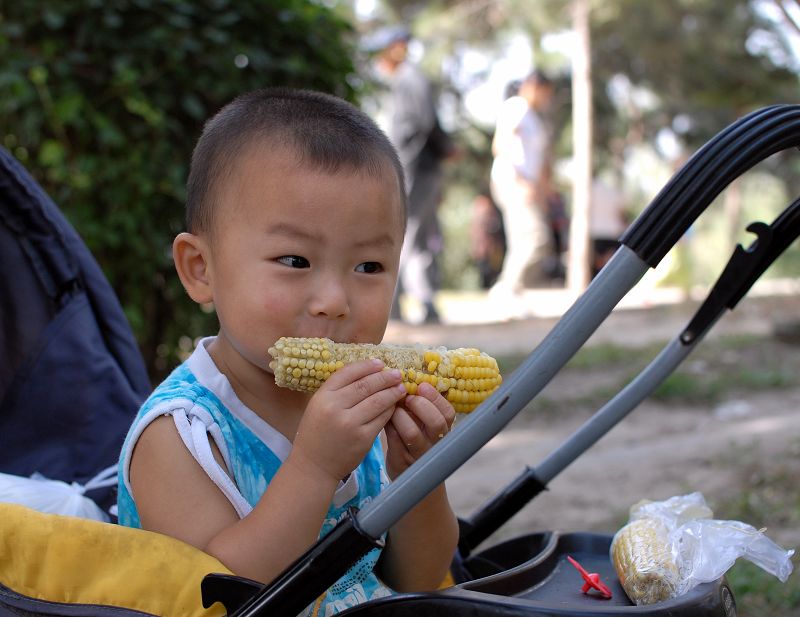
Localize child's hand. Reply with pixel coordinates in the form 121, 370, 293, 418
384, 382, 456, 479
290, 359, 407, 484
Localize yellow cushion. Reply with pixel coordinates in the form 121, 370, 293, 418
0, 503, 233, 617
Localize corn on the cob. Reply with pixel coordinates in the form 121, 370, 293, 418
268, 337, 502, 413
610, 517, 680, 605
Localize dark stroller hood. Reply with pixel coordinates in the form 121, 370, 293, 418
0, 146, 151, 511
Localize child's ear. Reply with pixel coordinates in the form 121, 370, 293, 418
173, 232, 213, 304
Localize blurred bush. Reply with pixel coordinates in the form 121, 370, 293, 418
0, 0, 357, 381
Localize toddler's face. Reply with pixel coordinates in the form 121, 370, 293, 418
206, 145, 404, 375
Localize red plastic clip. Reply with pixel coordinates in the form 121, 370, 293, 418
566, 555, 613, 599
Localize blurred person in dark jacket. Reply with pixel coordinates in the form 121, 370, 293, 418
366, 25, 454, 324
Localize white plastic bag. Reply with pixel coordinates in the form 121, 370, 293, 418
0, 466, 116, 522
675, 518, 794, 590
612, 492, 795, 605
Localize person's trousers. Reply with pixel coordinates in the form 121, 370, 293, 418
393, 166, 442, 319
490, 179, 551, 294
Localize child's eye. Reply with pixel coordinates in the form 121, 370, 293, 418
277, 255, 310, 268
355, 262, 384, 274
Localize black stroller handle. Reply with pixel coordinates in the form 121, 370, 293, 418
682, 195, 800, 343
623, 104, 800, 265
456, 194, 800, 556
209, 105, 800, 617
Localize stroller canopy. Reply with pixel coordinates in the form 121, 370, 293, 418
0, 146, 151, 510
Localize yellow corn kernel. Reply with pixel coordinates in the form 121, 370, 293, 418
268, 337, 502, 413
610, 517, 679, 605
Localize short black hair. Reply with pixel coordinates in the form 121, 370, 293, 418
186, 88, 406, 234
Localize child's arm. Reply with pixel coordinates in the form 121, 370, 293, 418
129, 359, 408, 585
378, 382, 460, 591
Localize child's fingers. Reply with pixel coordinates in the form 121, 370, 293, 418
390, 405, 426, 453
361, 396, 401, 438
384, 420, 415, 471
384, 422, 407, 455
405, 382, 456, 442
350, 374, 408, 418
321, 359, 406, 408
416, 381, 457, 421
384, 420, 400, 446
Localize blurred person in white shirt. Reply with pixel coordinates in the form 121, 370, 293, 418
489, 71, 555, 305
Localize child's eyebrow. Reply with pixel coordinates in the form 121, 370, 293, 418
265, 222, 319, 241
267, 222, 398, 249
352, 233, 399, 249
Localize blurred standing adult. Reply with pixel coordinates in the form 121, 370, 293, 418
589, 177, 629, 277
367, 26, 454, 324
488, 71, 555, 307
469, 192, 506, 289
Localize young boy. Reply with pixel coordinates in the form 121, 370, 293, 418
116, 89, 459, 615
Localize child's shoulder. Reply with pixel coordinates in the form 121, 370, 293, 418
140, 360, 207, 413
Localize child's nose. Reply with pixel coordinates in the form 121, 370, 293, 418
309, 277, 350, 318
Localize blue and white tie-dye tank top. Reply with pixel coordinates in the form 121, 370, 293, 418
117, 337, 393, 616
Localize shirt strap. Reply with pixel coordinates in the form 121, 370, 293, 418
172, 407, 253, 518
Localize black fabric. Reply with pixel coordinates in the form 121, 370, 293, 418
0, 585, 154, 617
0, 146, 151, 511
422, 117, 454, 161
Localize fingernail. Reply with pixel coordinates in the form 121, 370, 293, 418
397, 384, 409, 394
372, 359, 384, 367
389, 369, 401, 379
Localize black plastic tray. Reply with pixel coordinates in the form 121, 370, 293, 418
340, 532, 736, 616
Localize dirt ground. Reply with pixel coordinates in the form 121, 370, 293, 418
385, 291, 800, 552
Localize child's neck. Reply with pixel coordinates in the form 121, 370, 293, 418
207, 338, 309, 443
239, 381, 309, 444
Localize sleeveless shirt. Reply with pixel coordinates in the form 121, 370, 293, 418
117, 338, 393, 615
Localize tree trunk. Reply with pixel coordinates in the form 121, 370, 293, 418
567, 0, 593, 292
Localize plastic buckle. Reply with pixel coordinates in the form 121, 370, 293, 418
566, 555, 613, 599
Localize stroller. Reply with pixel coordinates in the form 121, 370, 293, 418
0, 145, 151, 514
1, 105, 799, 616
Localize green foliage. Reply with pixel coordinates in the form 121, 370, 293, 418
497, 332, 800, 419
565, 341, 657, 369
389, 0, 800, 294
726, 560, 800, 615
439, 183, 481, 290
0, 0, 357, 381
591, 0, 800, 149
